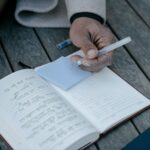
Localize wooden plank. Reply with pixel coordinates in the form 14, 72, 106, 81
35, 28, 78, 60
0, 42, 12, 150
107, 0, 150, 79
111, 47, 150, 98
97, 122, 138, 150
127, 0, 150, 26
1, 2, 149, 150
132, 108, 150, 133
110, 44, 150, 134
107, 0, 150, 135
0, 20, 50, 71
0, 43, 11, 78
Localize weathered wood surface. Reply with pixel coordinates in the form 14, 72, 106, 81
35, 28, 77, 60
111, 40, 150, 134
0, 43, 11, 78
0, 22, 50, 70
127, 0, 150, 26
112, 45, 150, 134
132, 109, 150, 133
0, 0, 150, 150
107, 0, 150, 80
97, 122, 138, 150
107, 0, 150, 135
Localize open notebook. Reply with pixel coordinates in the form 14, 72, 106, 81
0, 51, 149, 150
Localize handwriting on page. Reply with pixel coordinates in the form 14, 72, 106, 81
0, 70, 94, 149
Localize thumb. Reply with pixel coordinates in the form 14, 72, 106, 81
80, 39, 98, 59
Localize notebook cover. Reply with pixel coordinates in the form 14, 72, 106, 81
122, 128, 150, 150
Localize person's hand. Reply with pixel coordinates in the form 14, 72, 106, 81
70, 17, 115, 72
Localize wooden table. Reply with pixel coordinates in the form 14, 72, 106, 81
0, 0, 150, 150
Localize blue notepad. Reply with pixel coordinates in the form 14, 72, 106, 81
35, 57, 92, 90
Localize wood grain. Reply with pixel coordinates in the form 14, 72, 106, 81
0, 0, 150, 149
35, 28, 78, 61
0, 20, 50, 71
127, 0, 150, 26
0, 43, 11, 78
97, 122, 138, 150
107, 0, 150, 79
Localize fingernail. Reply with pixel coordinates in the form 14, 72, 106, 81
87, 49, 98, 59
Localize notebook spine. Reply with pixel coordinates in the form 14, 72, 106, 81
0, 134, 13, 150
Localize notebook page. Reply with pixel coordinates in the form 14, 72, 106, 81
53, 67, 150, 133
0, 69, 98, 150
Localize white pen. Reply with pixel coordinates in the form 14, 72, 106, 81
77, 37, 132, 65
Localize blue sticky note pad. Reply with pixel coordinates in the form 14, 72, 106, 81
35, 57, 92, 90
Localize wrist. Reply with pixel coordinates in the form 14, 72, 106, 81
70, 12, 104, 24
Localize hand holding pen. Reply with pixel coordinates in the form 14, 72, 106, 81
57, 18, 131, 72
69, 17, 115, 72
76, 37, 132, 66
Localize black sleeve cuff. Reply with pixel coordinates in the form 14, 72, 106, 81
70, 12, 104, 24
